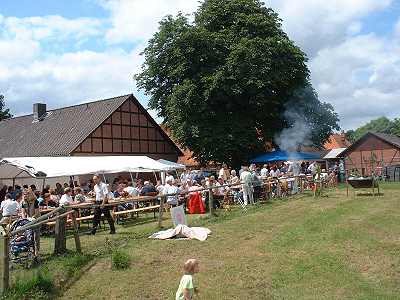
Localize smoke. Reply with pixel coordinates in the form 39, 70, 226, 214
275, 108, 311, 154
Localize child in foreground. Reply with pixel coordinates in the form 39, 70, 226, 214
176, 259, 199, 300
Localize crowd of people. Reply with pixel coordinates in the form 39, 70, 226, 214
0, 159, 343, 231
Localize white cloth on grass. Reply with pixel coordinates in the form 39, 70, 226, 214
149, 224, 211, 241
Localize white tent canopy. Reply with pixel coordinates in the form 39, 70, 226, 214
157, 159, 186, 170
0, 156, 174, 179
323, 148, 346, 159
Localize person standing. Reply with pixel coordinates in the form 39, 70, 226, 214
91, 175, 115, 235
339, 160, 345, 183
260, 164, 269, 178
240, 166, 254, 205
21, 188, 40, 256
176, 259, 200, 300
163, 178, 180, 208
218, 164, 230, 182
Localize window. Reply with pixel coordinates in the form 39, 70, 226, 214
148, 128, 156, 140
121, 112, 130, 125
102, 125, 112, 138
131, 127, 139, 139
93, 138, 102, 152
92, 127, 102, 138
132, 140, 140, 152
131, 114, 139, 126
139, 114, 147, 126
112, 112, 121, 124
140, 141, 149, 152
122, 126, 130, 139
140, 127, 148, 139
81, 139, 92, 152
103, 139, 112, 152
112, 125, 122, 138
149, 141, 156, 153
123, 140, 131, 153
157, 141, 165, 153
113, 139, 122, 152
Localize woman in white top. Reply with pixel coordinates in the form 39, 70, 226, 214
59, 188, 74, 206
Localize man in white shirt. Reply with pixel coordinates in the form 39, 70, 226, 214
240, 166, 254, 205
123, 183, 139, 197
260, 165, 269, 178
166, 174, 175, 183
308, 162, 317, 176
91, 175, 115, 235
163, 178, 180, 206
0, 193, 19, 224
59, 188, 73, 206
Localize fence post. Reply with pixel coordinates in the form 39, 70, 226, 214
0, 233, 9, 294
158, 195, 166, 228
71, 210, 82, 254
54, 208, 67, 255
208, 188, 214, 217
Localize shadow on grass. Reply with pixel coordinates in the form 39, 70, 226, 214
354, 193, 384, 197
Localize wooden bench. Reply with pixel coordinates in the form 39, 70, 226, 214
113, 205, 160, 222
47, 215, 94, 226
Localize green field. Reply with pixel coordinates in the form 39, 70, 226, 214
6, 183, 400, 299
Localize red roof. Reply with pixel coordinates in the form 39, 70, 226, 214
324, 133, 351, 150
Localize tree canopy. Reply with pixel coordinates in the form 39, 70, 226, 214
136, 0, 340, 166
346, 117, 400, 142
0, 95, 12, 121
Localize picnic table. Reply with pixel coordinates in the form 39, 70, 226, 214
42, 195, 161, 227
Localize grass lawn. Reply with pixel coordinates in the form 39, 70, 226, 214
7, 183, 400, 299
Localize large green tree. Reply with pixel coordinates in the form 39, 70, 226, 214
346, 116, 400, 142
136, 0, 339, 166
0, 95, 12, 121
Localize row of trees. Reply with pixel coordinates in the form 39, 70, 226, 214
346, 117, 400, 142
136, 0, 340, 167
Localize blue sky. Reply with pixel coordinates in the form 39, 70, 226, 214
0, 0, 400, 129
0, 0, 108, 18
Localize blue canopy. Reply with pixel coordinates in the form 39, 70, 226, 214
250, 150, 321, 163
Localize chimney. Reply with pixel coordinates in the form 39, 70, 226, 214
33, 103, 47, 122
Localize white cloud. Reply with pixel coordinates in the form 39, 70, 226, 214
0, 46, 145, 114
0, 14, 103, 41
310, 33, 400, 129
266, 0, 392, 57
0, 13, 145, 114
99, 0, 199, 44
1, 0, 400, 131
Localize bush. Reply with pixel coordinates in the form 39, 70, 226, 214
3, 269, 55, 300
111, 250, 131, 270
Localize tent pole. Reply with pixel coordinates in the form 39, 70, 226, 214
129, 172, 134, 183
161, 171, 166, 185
102, 173, 107, 184
153, 171, 158, 182
42, 178, 46, 192
136, 172, 139, 179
